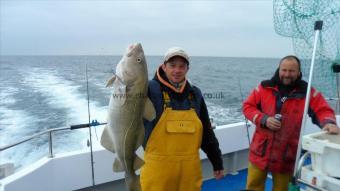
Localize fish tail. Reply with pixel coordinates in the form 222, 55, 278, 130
112, 158, 124, 172
125, 173, 141, 191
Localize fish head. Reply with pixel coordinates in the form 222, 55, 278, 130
116, 43, 148, 87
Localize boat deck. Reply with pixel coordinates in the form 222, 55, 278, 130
202, 156, 311, 191
202, 169, 272, 191
76, 168, 274, 191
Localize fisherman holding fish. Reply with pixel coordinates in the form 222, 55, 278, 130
101, 44, 223, 191
140, 47, 224, 191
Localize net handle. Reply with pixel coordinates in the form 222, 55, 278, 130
293, 20, 323, 178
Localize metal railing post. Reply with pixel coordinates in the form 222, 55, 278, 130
48, 131, 54, 158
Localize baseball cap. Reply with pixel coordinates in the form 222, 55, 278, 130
163, 47, 190, 64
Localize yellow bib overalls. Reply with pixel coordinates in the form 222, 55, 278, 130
140, 92, 203, 191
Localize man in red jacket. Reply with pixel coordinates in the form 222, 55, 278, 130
243, 55, 339, 191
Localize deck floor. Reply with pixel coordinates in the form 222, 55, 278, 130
202, 169, 273, 191
203, 157, 312, 191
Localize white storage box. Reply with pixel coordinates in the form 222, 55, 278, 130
302, 131, 340, 178
300, 165, 340, 191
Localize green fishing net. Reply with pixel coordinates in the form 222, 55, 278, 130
273, 0, 340, 98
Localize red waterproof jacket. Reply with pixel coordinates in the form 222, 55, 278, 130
243, 79, 336, 173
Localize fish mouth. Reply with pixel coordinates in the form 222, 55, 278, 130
126, 43, 142, 57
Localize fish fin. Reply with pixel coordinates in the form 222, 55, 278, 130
110, 77, 127, 106
100, 126, 116, 153
106, 75, 116, 87
115, 84, 127, 106
143, 97, 156, 121
113, 158, 124, 172
133, 155, 144, 171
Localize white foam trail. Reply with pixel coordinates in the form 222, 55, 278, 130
0, 87, 40, 144
0, 87, 18, 105
23, 67, 107, 125
21, 67, 108, 153
0, 67, 110, 172
0, 87, 44, 170
206, 101, 243, 125
0, 108, 40, 144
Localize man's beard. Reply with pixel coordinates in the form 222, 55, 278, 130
280, 77, 296, 86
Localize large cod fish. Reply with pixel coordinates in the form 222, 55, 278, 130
101, 43, 155, 191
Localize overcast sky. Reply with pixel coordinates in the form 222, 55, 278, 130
0, 0, 294, 57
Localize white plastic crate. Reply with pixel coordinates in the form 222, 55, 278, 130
300, 165, 340, 191
302, 131, 340, 178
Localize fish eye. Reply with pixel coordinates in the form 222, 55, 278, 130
136, 58, 142, 63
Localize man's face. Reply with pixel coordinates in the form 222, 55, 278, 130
279, 59, 301, 85
162, 56, 189, 83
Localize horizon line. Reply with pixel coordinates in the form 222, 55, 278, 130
0, 54, 281, 59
